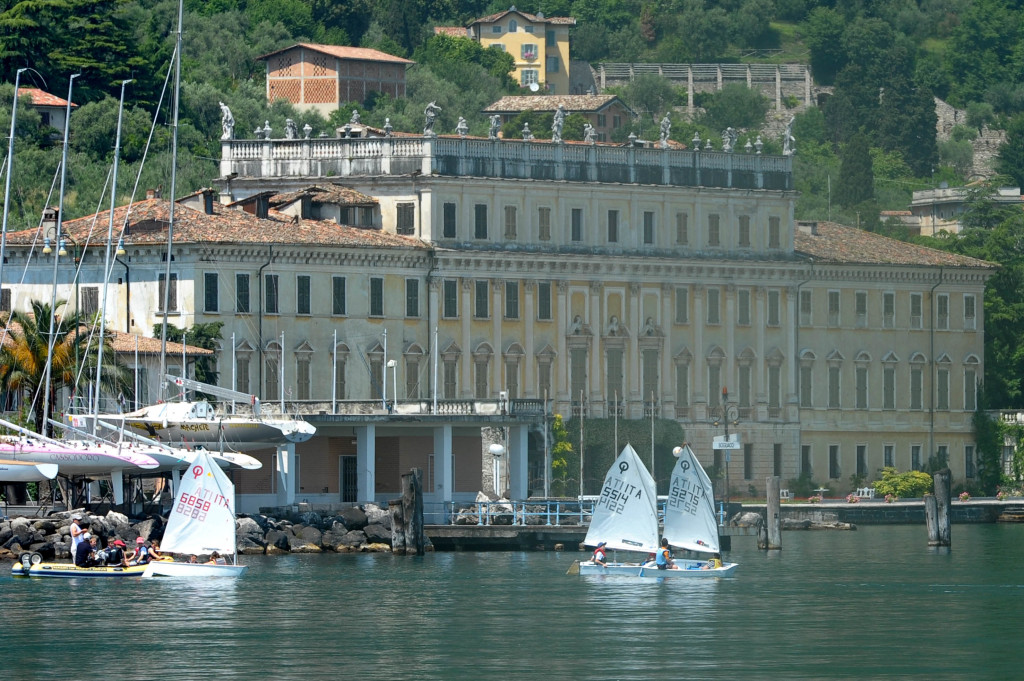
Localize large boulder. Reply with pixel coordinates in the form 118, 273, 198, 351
363, 523, 390, 544
237, 537, 266, 555
0, 522, 13, 546
106, 510, 130, 526
31, 519, 57, 535
264, 530, 290, 554
339, 507, 367, 531
294, 525, 322, 546
733, 512, 763, 528
299, 511, 323, 528
363, 503, 390, 526
331, 530, 367, 552
236, 517, 265, 543
132, 517, 161, 542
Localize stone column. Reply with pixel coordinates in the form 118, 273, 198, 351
725, 284, 735, 395
629, 282, 642, 406
755, 287, 767, 416
786, 285, 800, 420
557, 280, 569, 403
508, 424, 529, 500
433, 424, 453, 505
492, 278, 503, 395
276, 442, 296, 506
661, 282, 674, 416
589, 281, 603, 407
693, 285, 706, 409
775, 65, 782, 111
461, 278, 472, 397
524, 280, 536, 397
428, 278, 439, 404
355, 424, 376, 504
687, 65, 694, 113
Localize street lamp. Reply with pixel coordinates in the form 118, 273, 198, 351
386, 359, 397, 412
488, 443, 505, 498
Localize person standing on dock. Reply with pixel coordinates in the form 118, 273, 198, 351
69, 515, 85, 558
592, 541, 608, 567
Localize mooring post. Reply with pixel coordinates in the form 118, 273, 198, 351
389, 498, 406, 554
764, 476, 782, 550
925, 494, 938, 544
934, 468, 951, 547
402, 467, 425, 556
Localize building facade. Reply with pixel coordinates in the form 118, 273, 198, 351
465, 8, 574, 94
259, 43, 414, 115
483, 94, 635, 142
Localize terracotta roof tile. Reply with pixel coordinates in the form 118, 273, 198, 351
471, 10, 575, 26
269, 185, 378, 208
18, 87, 76, 108
483, 94, 628, 114
258, 43, 414, 65
106, 331, 212, 356
794, 221, 995, 268
6, 199, 428, 251
434, 26, 469, 36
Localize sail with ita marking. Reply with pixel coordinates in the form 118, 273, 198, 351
160, 449, 238, 556
663, 443, 720, 553
583, 444, 659, 553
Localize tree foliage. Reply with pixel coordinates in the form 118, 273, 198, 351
873, 467, 934, 498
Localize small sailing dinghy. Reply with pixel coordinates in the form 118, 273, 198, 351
571, 443, 737, 578
143, 448, 247, 577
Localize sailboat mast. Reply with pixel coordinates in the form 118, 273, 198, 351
92, 79, 131, 431
0, 68, 28, 316
158, 0, 184, 402
42, 73, 79, 438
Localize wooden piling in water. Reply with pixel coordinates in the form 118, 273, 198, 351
389, 467, 425, 555
761, 476, 782, 550
932, 469, 951, 547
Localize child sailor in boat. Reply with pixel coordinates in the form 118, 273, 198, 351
650, 538, 676, 570
592, 541, 608, 567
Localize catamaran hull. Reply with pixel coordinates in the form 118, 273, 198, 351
577, 560, 738, 577
0, 462, 58, 482
118, 419, 312, 446
142, 561, 247, 578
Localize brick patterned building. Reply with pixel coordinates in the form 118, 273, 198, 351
258, 43, 414, 116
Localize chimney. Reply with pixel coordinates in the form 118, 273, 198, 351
796, 220, 818, 236
146, 189, 156, 199
256, 194, 269, 219
42, 207, 59, 231
202, 188, 215, 215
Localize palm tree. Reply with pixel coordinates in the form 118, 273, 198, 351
0, 299, 130, 437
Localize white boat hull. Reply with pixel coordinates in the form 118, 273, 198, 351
577, 559, 738, 577
143, 561, 247, 578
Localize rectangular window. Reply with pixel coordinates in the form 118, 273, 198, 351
546, 29, 555, 46
829, 445, 841, 479
737, 289, 751, 325
801, 445, 812, 476
768, 365, 781, 414
236, 274, 250, 313
570, 348, 587, 403
884, 444, 894, 467
369, 359, 382, 400
937, 367, 949, 410
738, 215, 751, 247
296, 275, 311, 315
505, 281, 519, 319
937, 293, 949, 330
910, 293, 922, 329
964, 294, 976, 330
828, 290, 840, 327
613, 115, 622, 129
504, 205, 517, 240
743, 443, 753, 480
264, 274, 279, 314
855, 291, 867, 328
856, 366, 868, 409
643, 211, 655, 245
607, 349, 624, 404
706, 288, 720, 324
828, 365, 840, 408
738, 365, 751, 410
158, 273, 178, 312
773, 444, 782, 477
406, 279, 420, 318
799, 290, 812, 326
856, 444, 867, 478
443, 280, 458, 319
406, 359, 420, 399
538, 207, 551, 241
296, 356, 310, 400
965, 445, 976, 479
475, 360, 489, 398
642, 350, 659, 404
800, 365, 812, 408
332, 276, 346, 315
369, 277, 384, 317
597, 114, 606, 127
443, 361, 457, 399
521, 69, 539, 85
675, 287, 689, 324
0, 288, 9, 312
768, 289, 781, 326
708, 365, 721, 407
884, 366, 895, 410
965, 368, 977, 411
910, 366, 923, 409
80, 286, 99, 317
474, 204, 488, 239
708, 214, 720, 246
607, 210, 619, 243
911, 444, 922, 471
546, 56, 559, 73
334, 357, 346, 400
204, 273, 218, 313
769, 216, 781, 249
396, 202, 415, 235
538, 362, 552, 399
520, 43, 538, 59
475, 280, 489, 318
506, 360, 519, 399
265, 355, 279, 401
883, 292, 895, 329
443, 202, 457, 239
676, 363, 689, 410
676, 212, 688, 245
571, 208, 583, 242
537, 282, 552, 320
236, 356, 249, 395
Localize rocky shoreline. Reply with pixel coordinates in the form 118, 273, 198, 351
0, 503, 424, 562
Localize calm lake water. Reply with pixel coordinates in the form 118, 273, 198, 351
3, 524, 1023, 680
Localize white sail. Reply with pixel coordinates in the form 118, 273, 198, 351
160, 449, 237, 556
583, 444, 659, 553
663, 444, 720, 553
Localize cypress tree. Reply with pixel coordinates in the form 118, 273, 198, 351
838, 133, 873, 208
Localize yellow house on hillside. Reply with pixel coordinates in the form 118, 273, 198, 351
465, 7, 574, 94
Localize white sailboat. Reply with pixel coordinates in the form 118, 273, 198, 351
574, 443, 738, 577
0, 459, 58, 482
142, 447, 246, 577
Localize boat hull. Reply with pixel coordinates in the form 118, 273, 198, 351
11, 561, 149, 578
143, 561, 247, 578
577, 559, 738, 577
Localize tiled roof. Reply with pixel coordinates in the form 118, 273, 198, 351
107, 330, 213, 356
794, 221, 995, 268
6, 199, 428, 251
471, 9, 575, 25
18, 87, 76, 108
434, 26, 469, 36
258, 43, 414, 65
269, 185, 378, 207
483, 94, 625, 114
